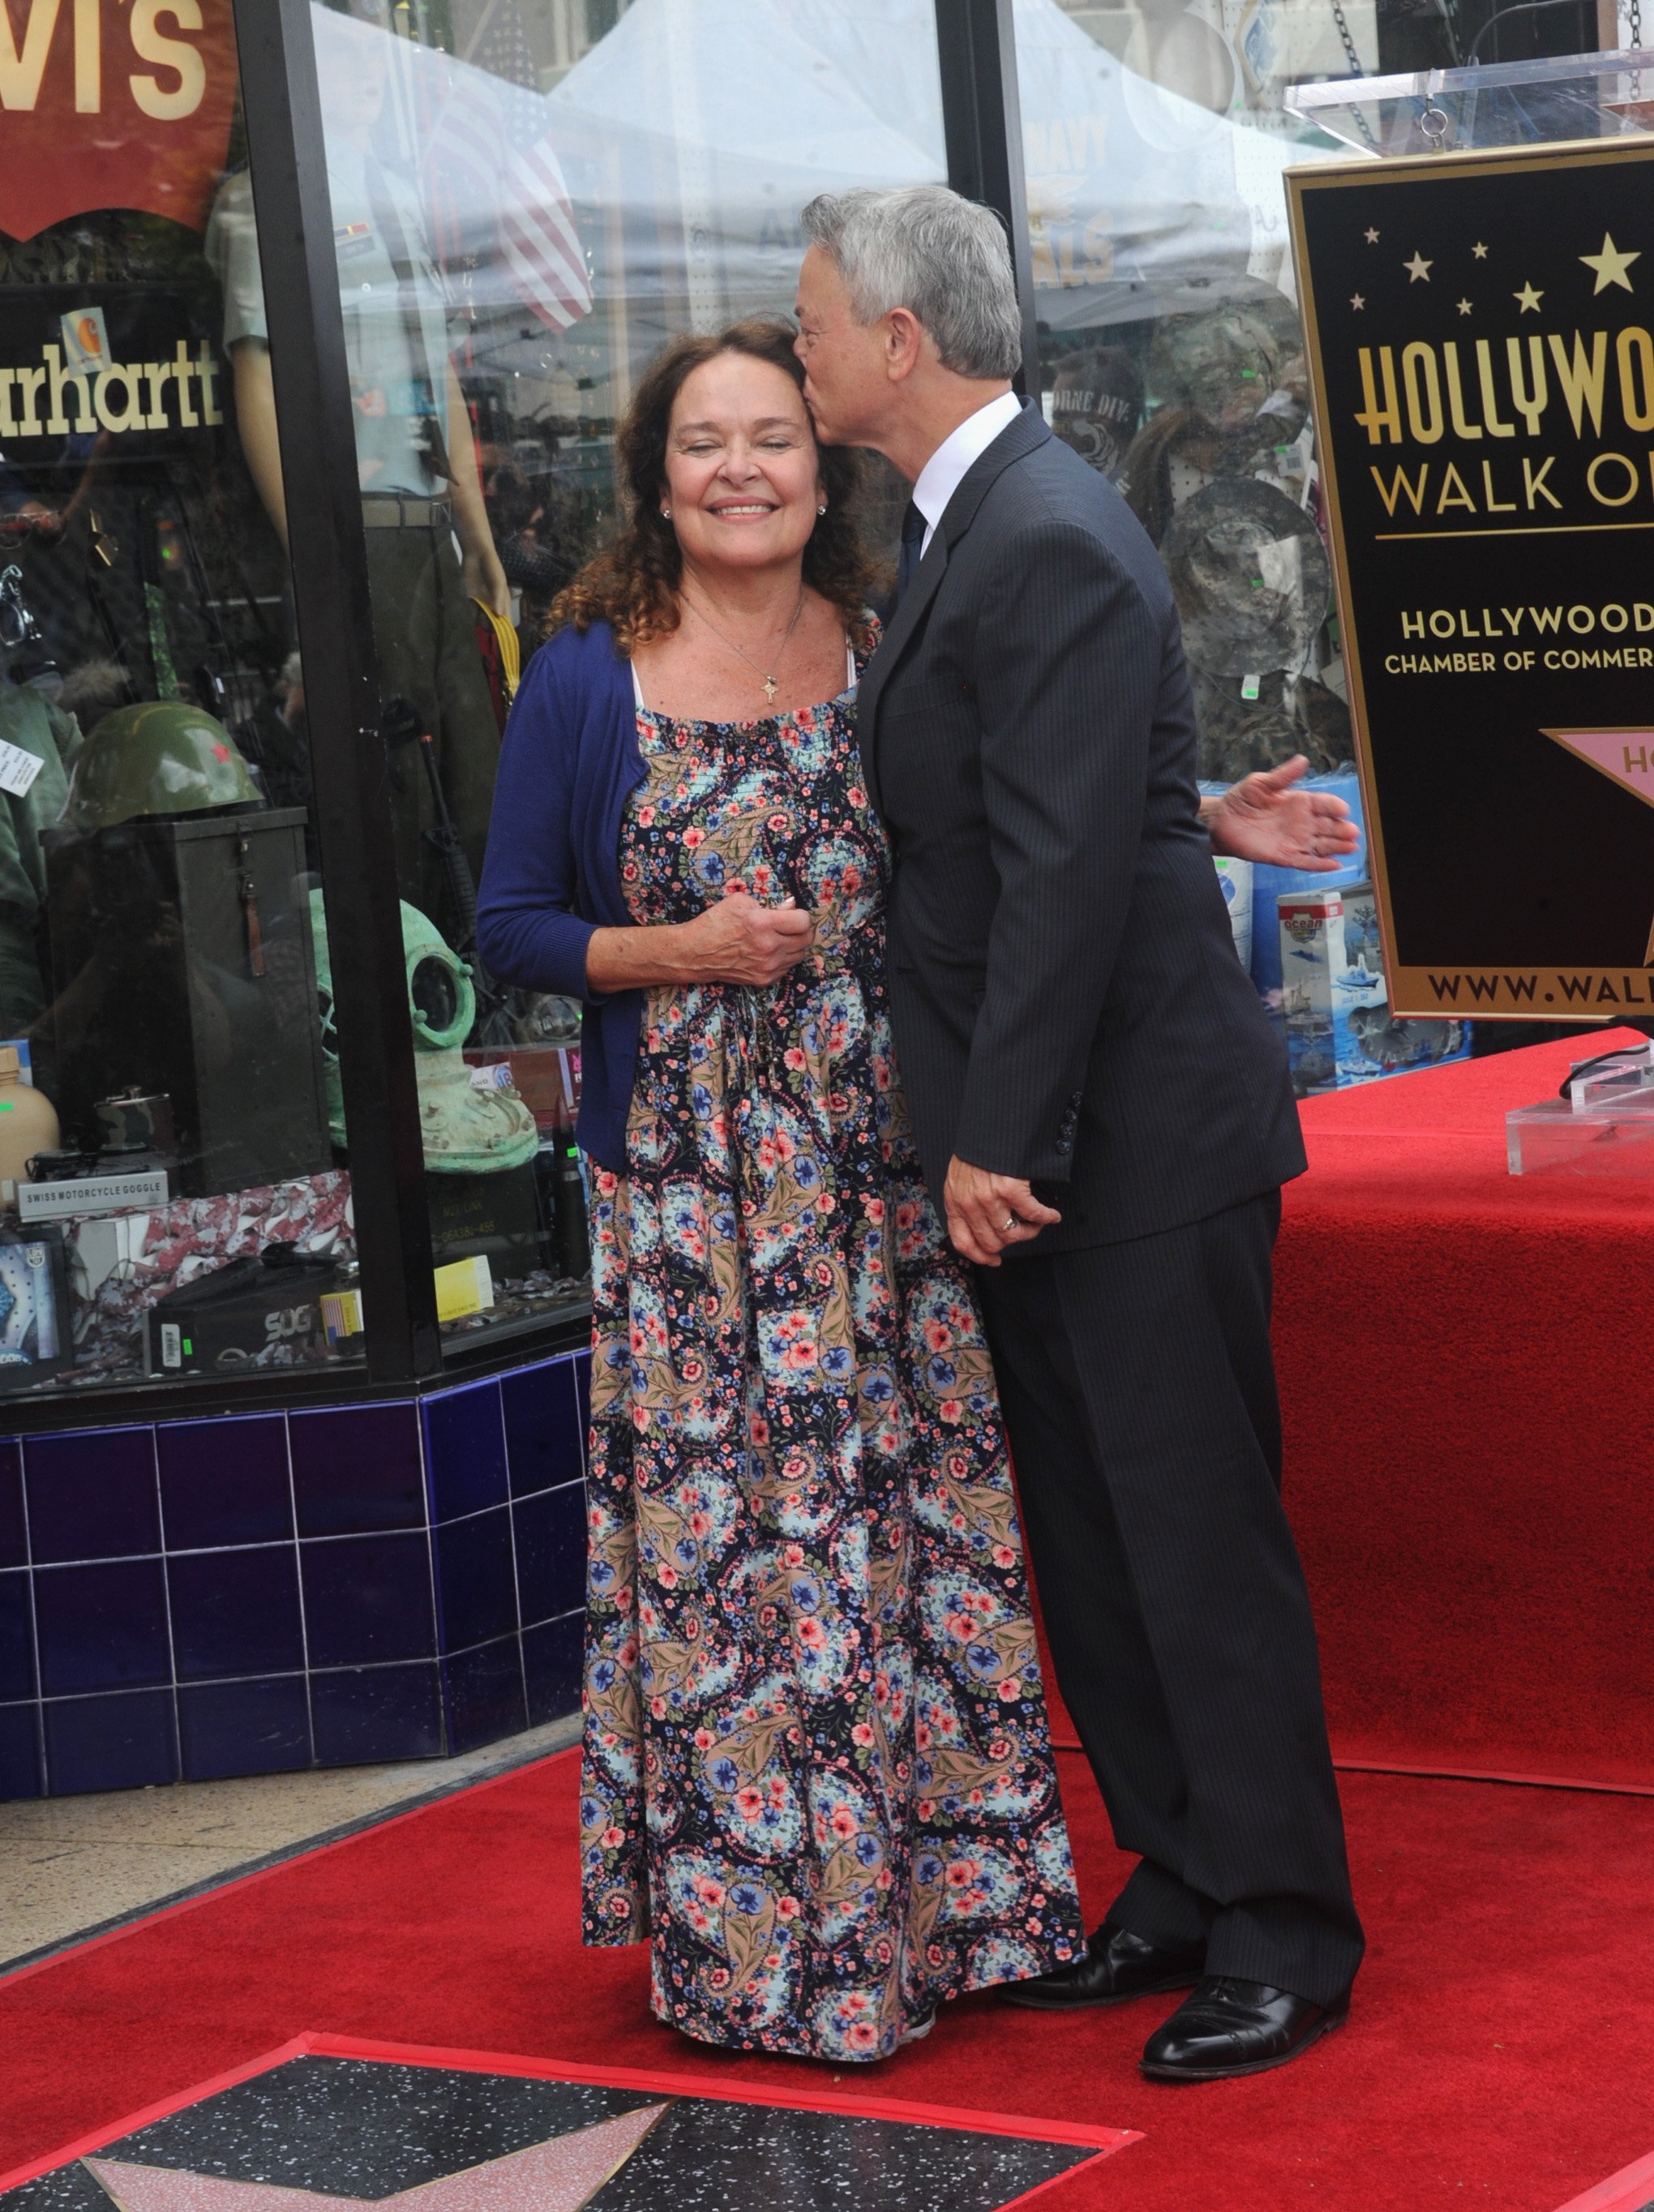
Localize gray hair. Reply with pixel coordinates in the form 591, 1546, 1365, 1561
799, 186, 1022, 380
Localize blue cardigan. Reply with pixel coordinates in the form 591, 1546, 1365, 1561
476, 621, 647, 1170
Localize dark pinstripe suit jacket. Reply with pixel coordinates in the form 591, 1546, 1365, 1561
859, 401, 1306, 1252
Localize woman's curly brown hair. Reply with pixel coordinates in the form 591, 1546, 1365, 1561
547, 319, 882, 654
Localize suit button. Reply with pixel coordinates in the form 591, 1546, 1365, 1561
1055, 1138, 1073, 1156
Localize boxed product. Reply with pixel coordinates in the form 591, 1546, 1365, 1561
144, 1245, 362, 1377
1213, 854, 1253, 971
1277, 883, 1468, 1095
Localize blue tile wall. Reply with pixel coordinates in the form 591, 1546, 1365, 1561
423, 1382, 508, 1523
311, 1660, 443, 1765
26, 1428, 159, 1564
34, 1558, 171, 1696
433, 1506, 518, 1653
289, 1403, 425, 1536
167, 1547, 305, 1682
159, 1416, 293, 1551
523, 1612, 584, 1730
501, 1359, 583, 1497
178, 1675, 311, 1783
0, 1346, 589, 1798
442, 1635, 527, 1756
513, 1482, 586, 1627
0, 1700, 42, 1798
0, 1568, 36, 1702
45, 1688, 178, 1794
0, 1439, 24, 1569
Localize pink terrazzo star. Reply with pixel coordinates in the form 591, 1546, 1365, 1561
84, 2104, 666, 2212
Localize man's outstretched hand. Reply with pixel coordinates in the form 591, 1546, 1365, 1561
1204, 755, 1360, 872
944, 1157, 1061, 1268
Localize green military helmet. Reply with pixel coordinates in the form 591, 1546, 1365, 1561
62, 701, 263, 832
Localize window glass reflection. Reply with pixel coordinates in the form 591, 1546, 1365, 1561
0, 6, 357, 1392
272, 0, 944, 1349
1022, 0, 1470, 1093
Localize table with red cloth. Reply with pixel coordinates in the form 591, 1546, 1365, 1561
1276, 1029, 1654, 1791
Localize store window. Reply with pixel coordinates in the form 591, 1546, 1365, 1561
0, 2, 356, 1393
1016, 0, 1473, 1095
278, 0, 946, 1353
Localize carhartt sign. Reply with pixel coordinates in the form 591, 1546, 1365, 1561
0, 0, 237, 241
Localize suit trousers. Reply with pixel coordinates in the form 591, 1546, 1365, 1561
975, 1190, 1364, 2008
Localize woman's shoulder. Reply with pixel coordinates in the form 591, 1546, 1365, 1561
516, 619, 633, 718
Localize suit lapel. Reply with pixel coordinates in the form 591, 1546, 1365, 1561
856, 401, 1053, 815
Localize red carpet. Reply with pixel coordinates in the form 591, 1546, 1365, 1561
4, 1746, 1654, 2212
1273, 1031, 1654, 1790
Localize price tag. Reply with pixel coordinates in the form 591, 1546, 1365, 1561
0, 740, 44, 799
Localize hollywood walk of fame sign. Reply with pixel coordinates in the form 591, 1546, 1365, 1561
1288, 139, 1654, 1018
0, 2038, 1136, 2212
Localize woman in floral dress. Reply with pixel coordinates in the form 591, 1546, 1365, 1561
478, 321, 1084, 2063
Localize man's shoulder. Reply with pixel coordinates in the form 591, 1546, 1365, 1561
972, 435, 1172, 607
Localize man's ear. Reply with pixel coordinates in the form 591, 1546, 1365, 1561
884, 307, 927, 384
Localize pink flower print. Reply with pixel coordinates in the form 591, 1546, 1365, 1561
846, 2022, 878, 2051
784, 1047, 807, 1071
924, 1320, 953, 1353
940, 1400, 963, 1424
796, 1617, 827, 1650
683, 826, 705, 848
636, 804, 656, 826
829, 1806, 859, 1841
848, 784, 867, 808
602, 1824, 624, 1848
999, 1677, 1022, 1700
992, 1543, 1017, 1569
777, 1895, 801, 1920
851, 1722, 875, 1747
735, 1786, 765, 1822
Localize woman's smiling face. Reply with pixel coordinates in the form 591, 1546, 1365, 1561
662, 352, 824, 577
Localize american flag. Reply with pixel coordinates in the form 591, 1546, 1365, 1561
421, 0, 593, 332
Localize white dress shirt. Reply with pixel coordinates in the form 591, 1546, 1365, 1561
911, 389, 1023, 557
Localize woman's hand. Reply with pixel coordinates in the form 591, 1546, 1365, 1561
680, 887, 815, 984
585, 888, 815, 995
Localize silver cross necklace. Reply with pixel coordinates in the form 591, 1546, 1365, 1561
684, 585, 807, 705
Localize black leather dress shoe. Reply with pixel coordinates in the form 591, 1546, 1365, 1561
1139, 1976, 1349, 2080
1002, 1921, 1205, 2011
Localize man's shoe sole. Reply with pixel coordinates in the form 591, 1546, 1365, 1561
1003, 1970, 1202, 2013
1138, 2003, 1348, 2081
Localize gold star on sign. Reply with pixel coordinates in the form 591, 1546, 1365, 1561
1581, 232, 1640, 293
1403, 251, 1433, 282
1514, 281, 1543, 312
1365, 227, 1380, 243
1351, 292, 1365, 309
1457, 298, 1473, 315
1472, 241, 1489, 258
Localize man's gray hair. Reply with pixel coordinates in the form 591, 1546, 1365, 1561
799, 186, 1022, 380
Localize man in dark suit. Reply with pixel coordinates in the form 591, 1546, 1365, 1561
795, 186, 1364, 2081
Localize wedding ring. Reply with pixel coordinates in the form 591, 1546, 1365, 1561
1001, 1214, 1017, 1232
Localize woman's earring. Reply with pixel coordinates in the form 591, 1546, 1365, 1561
816, 504, 827, 517
661, 506, 672, 519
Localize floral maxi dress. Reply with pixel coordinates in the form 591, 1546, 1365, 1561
579, 641, 1084, 2061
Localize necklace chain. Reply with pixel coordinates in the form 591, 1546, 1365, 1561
684, 587, 807, 705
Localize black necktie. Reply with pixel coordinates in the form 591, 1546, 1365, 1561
897, 499, 925, 599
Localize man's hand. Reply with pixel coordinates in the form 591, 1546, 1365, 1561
1204, 756, 1359, 872
944, 1156, 1061, 1267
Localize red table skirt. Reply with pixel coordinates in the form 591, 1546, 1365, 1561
1276, 1028, 1654, 1791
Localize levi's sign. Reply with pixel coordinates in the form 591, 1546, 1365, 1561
1290, 138, 1654, 1018
0, 0, 237, 240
